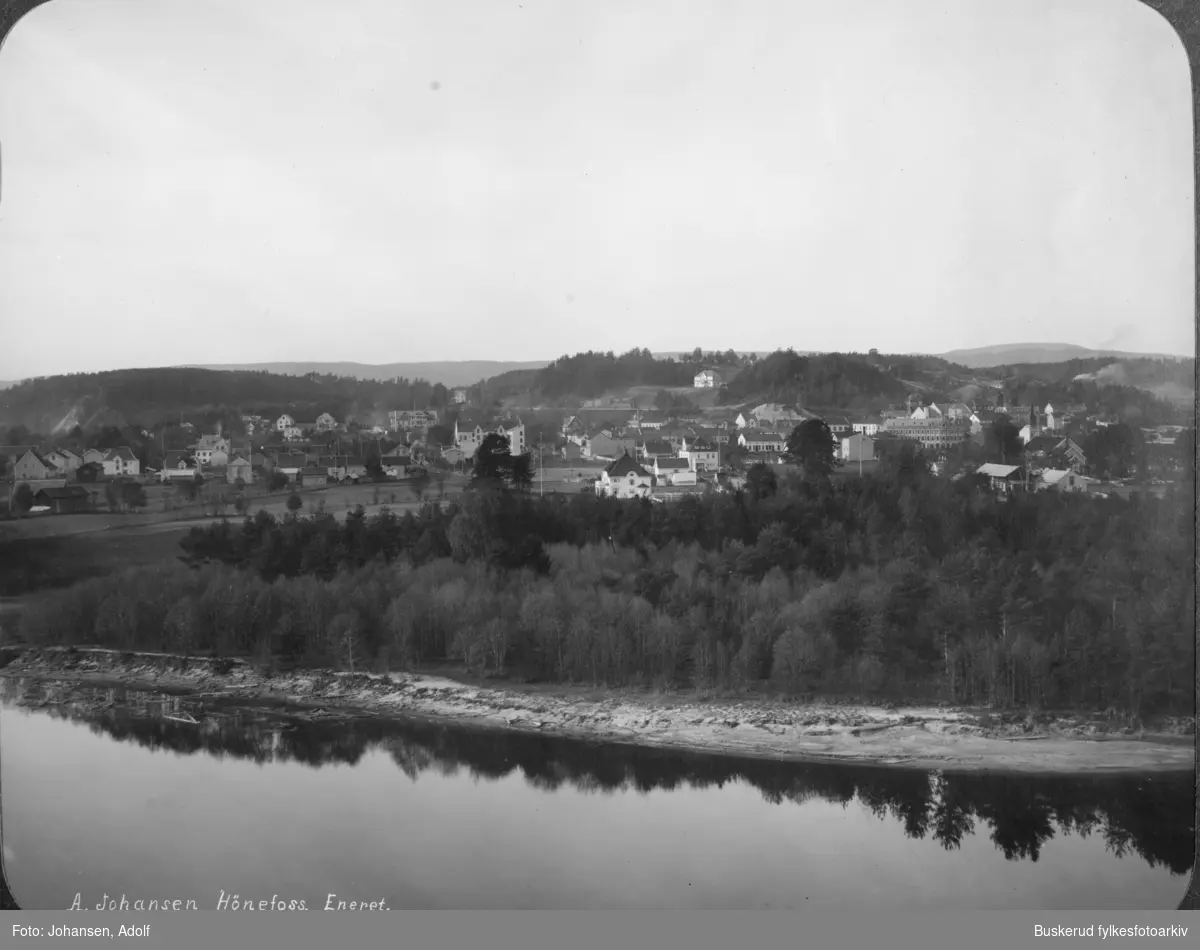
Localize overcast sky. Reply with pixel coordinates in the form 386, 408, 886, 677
0, 0, 1192, 379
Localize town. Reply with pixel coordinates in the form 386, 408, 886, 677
0, 376, 1187, 519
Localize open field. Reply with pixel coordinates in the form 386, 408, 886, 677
1, 647, 1193, 774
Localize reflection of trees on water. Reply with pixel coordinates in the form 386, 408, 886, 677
2, 678, 1192, 876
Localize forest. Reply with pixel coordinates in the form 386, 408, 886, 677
530, 350, 697, 401
0, 368, 456, 433
723, 351, 920, 411
18, 466, 1193, 719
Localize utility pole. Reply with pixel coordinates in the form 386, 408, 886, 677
539, 444, 544, 497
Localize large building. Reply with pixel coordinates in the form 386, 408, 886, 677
880, 417, 970, 452
693, 369, 724, 388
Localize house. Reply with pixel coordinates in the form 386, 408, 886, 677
497, 420, 527, 457
750, 404, 805, 427
1038, 469, 1093, 493
632, 410, 669, 430
379, 455, 409, 477
561, 415, 585, 437
441, 446, 469, 468
734, 412, 752, 429
910, 402, 943, 421
193, 435, 231, 465
44, 447, 81, 475
976, 463, 1026, 494
315, 413, 338, 432
285, 422, 318, 442
272, 453, 307, 477
389, 410, 438, 430
82, 448, 108, 467
13, 449, 58, 481
331, 457, 368, 481
275, 414, 295, 431
453, 415, 488, 455
161, 452, 199, 481
101, 446, 141, 478
823, 415, 854, 441
653, 457, 697, 486
679, 437, 719, 472
1023, 434, 1087, 472
0, 444, 37, 472
295, 465, 327, 487
944, 402, 973, 422
841, 433, 877, 463
737, 429, 788, 454
593, 453, 653, 499
852, 420, 881, 437
639, 439, 676, 462
450, 389, 469, 405
586, 432, 637, 461
226, 456, 254, 485
32, 485, 92, 514
693, 369, 723, 389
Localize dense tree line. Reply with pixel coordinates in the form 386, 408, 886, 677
8, 680, 1189, 874
723, 350, 911, 411
20, 468, 1193, 717
532, 350, 695, 401
0, 368, 455, 433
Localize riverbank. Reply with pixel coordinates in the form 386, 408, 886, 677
0, 646, 1194, 773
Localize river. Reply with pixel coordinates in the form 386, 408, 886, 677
0, 679, 1192, 909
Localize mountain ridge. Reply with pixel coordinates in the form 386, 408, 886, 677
938, 343, 1191, 368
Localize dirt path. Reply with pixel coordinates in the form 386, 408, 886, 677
1, 647, 1193, 773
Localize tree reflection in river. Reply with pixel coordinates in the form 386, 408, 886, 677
1, 677, 1192, 877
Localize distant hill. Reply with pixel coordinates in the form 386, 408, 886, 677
939, 343, 1191, 368
183, 360, 553, 388
724, 351, 916, 413
0, 367, 462, 434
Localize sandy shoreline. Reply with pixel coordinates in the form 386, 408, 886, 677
0, 646, 1194, 773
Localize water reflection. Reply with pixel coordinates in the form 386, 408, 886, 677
2, 677, 1193, 878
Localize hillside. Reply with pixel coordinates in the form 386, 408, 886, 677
940, 343, 1191, 368
183, 360, 553, 388
0, 367, 457, 434
721, 351, 922, 412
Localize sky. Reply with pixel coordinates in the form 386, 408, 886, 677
0, 0, 1193, 379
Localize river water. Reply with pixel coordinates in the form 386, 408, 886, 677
0, 679, 1193, 909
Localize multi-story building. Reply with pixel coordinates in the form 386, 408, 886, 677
880, 417, 970, 451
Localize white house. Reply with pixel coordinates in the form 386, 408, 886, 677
653, 457, 697, 486
450, 389, 469, 405
44, 447, 81, 475
453, 419, 527, 458
679, 437, 719, 472
101, 447, 141, 478
1038, 469, 1092, 493
737, 430, 788, 454
275, 414, 295, 431
498, 421, 527, 457
315, 412, 339, 432
454, 420, 487, 456
593, 453, 653, 499
750, 403, 805, 427
693, 369, 723, 389
851, 421, 881, 437
193, 435, 231, 465
910, 403, 943, 421
841, 433, 876, 463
